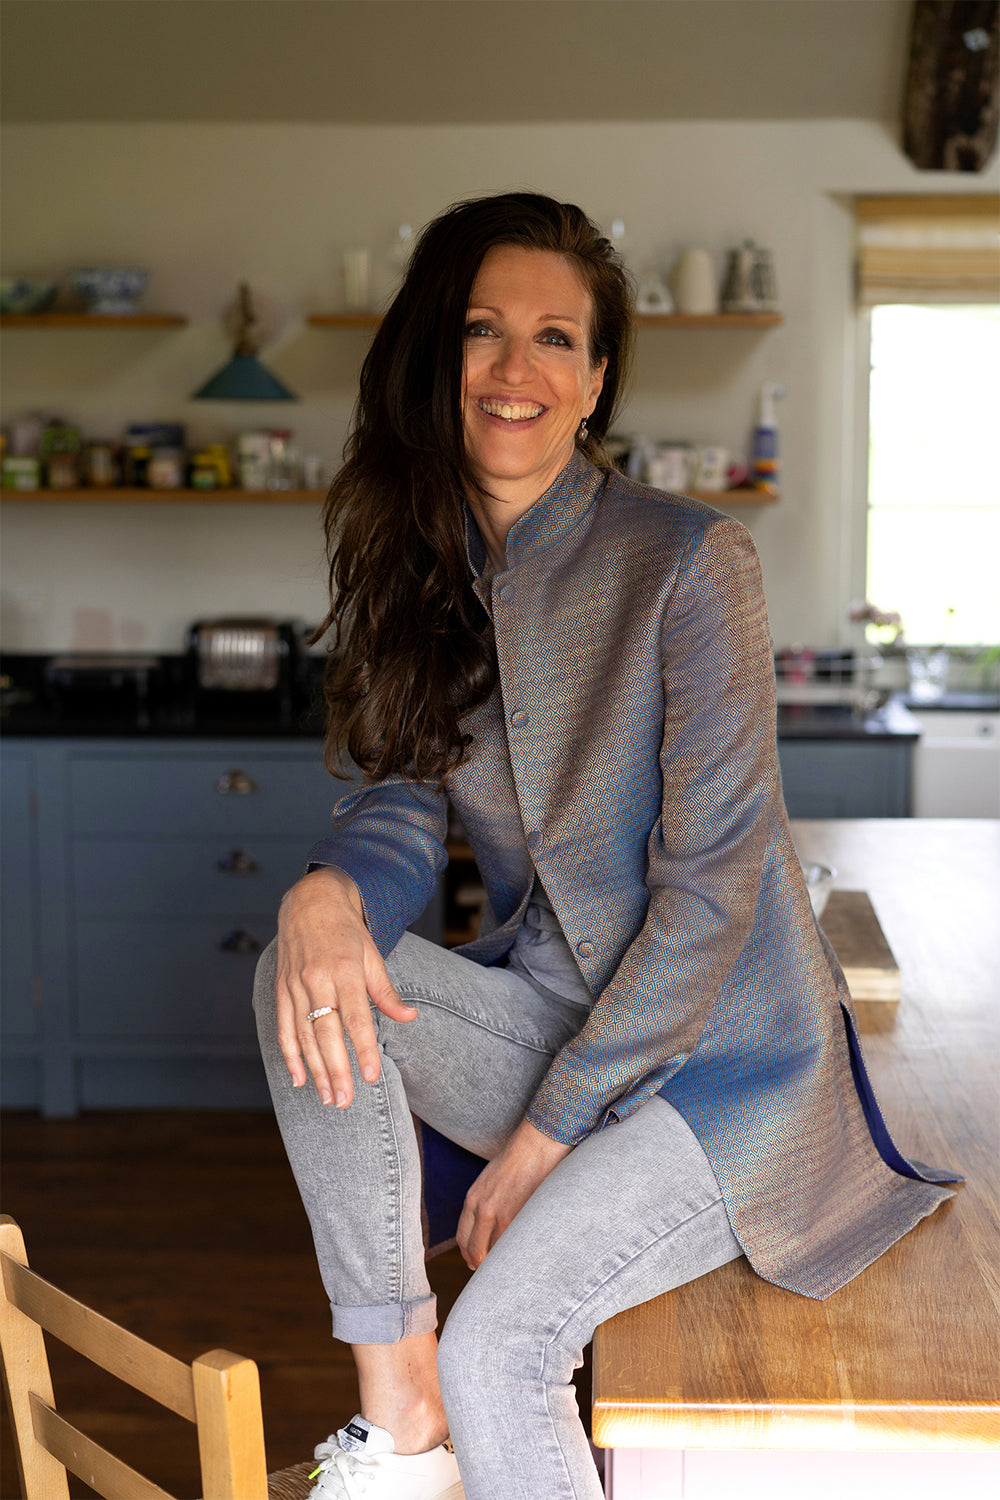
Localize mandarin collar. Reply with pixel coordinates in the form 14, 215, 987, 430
464, 449, 604, 581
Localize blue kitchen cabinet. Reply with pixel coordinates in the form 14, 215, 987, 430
2, 723, 913, 1116
0, 739, 360, 1115
0, 749, 42, 1107
776, 738, 912, 817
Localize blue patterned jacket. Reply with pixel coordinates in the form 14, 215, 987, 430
309, 451, 958, 1300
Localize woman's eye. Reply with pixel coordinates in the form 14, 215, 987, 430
541, 329, 571, 347
465, 321, 494, 339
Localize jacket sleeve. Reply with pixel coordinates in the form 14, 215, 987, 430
306, 776, 449, 956
526, 514, 779, 1145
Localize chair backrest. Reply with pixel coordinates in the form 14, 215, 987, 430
0, 1215, 269, 1500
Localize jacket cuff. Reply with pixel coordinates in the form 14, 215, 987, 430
305, 838, 408, 955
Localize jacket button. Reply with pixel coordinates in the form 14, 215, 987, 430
527, 831, 541, 850
499, 583, 514, 602
510, 709, 527, 727
576, 940, 595, 958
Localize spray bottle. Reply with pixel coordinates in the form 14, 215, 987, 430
751, 382, 785, 497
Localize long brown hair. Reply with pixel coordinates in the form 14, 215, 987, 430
318, 192, 634, 784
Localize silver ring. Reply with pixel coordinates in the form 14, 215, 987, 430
306, 1006, 335, 1023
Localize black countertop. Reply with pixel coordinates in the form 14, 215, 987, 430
0, 704, 327, 739
0, 651, 326, 739
1, 651, 924, 743
900, 692, 999, 713
775, 696, 920, 742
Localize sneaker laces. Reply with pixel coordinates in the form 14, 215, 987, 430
309, 1435, 380, 1499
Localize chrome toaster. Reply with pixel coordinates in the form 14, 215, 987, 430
188, 618, 295, 692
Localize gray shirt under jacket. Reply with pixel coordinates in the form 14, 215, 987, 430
507, 877, 595, 1011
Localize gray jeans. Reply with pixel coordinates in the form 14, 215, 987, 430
253, 931, 741, 1500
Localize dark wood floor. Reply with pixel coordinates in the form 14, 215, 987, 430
0, 1108, 593, 1499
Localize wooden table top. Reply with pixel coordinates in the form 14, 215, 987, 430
593, 820, 1000, 1453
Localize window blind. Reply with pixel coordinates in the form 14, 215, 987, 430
856, 194, 1000, 304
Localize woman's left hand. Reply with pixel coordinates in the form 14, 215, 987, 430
457, 1119, 572, 1269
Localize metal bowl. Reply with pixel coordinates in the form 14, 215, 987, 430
801, 861, 836, 919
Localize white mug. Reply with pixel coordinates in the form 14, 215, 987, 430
694, 446, 748, 492
648, 444, 697, 492
694, 445, 730, 491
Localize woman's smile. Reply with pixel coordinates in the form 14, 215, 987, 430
477, 399, 546, 423
462, 245, 606, 511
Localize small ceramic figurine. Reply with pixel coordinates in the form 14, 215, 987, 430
636, 268, 674, 315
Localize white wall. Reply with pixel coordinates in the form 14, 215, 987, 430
1, 119, 995, 652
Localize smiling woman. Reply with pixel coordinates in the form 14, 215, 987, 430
252, 192, 958, 1500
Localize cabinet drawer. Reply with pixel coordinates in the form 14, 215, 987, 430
72, 837, 308, 916
74, 918, 271, 1040
69, 749, 348, 835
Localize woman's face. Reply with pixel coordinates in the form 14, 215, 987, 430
462, 245, 607, 503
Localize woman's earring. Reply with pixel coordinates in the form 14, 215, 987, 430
579, 418, 589, 440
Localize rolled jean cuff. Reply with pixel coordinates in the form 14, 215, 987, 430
329, 1292, 438, 1345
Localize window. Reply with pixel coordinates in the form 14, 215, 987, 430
866, 302, 1000, 645
856, 195, 999, 647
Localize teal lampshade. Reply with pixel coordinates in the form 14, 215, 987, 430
192, 352, 297, 402
192, 283, 298, 401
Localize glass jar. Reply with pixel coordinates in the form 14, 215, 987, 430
237, 431, 270, 490
83, 442, 117, 487
265, 429, 299, 490
124, 445, 151, 486
46, 453, 80, 489
147, 447, 184, 489
2, 456, 40, 491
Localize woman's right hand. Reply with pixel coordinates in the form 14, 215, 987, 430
275, 866, 418, 1107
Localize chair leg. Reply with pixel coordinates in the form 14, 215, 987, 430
193, 1348, 269, 1500
0, 1217, 71, 1500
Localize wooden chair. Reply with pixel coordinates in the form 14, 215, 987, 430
0, 1216, 316, 1500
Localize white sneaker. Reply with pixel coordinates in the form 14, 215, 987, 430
308, 1415, 465, 1500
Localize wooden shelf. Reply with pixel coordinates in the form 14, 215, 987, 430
307, 312, 382, 327
0, 312, 187, 327
307, 311, 783, 330
0, 487, 325, 504
1, 485, 774, 507
689, 487, 779, 505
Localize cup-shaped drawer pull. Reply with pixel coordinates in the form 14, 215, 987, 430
215, 768, 259, 796
217, 848, 261, 875
219, 928, 263, 955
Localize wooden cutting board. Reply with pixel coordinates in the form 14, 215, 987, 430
821, 889, 901, 1001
